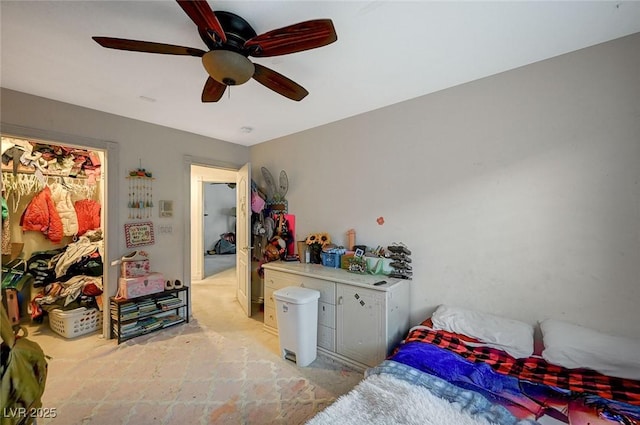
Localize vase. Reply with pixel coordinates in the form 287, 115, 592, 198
309, 244, 323, 264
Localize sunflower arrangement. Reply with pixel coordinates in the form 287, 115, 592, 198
305, 232, 331, 264
306, 232, 331, 247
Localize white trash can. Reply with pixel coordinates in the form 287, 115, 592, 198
273, 286, 320, 367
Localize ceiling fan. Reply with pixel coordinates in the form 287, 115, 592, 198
93, 0, 337, 102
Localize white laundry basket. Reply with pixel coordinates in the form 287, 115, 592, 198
49, 307, 102, 338
273, 286, 320, 367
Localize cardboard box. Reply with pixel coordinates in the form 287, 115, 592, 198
120, 259, 150, 278
117, 272, 164, 299
340, 253, 355, 270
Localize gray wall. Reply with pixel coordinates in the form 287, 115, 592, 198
250, 33, 640, 339
1, 88, 250, 294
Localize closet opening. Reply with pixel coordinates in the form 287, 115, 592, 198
1, 133, 109, 349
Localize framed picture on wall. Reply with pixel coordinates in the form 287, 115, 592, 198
124, 222, 155, 248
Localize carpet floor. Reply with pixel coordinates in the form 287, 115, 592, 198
204, 254, 236, 278
21, 268, 363, 425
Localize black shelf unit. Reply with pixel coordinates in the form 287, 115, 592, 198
110, 286, 189, 344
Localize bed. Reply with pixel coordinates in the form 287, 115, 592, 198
307, 306, 640, 425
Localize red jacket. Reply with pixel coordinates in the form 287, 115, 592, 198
74, 199, 101, 236
20, 186, 64, 243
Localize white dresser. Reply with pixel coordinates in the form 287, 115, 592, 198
262, 262, 410, 371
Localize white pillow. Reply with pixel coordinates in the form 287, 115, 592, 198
540, 318, 640, 380
431, 305, 534, 358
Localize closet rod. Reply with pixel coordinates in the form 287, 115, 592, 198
1, 167, 92, 180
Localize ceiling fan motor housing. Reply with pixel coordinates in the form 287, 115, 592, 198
201, 11, 258, 86
213, 11, 257, 52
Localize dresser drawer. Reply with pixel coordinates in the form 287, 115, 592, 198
300, 277, 336, 304
318, 301, 335, 328
264, 269, 303, 289
318, 324, 335, 351
264, 285, 277, 310
265, 270, 336, 304
264, 306, 277, 329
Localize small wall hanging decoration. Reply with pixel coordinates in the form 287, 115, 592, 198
124, 221, 155, 248
126, 160, 154, 219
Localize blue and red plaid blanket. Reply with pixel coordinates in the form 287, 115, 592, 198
386, 327, 640, 424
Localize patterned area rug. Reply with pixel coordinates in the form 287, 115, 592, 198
37, 320, 362, 425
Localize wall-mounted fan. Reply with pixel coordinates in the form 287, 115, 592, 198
93, 0, 337, 102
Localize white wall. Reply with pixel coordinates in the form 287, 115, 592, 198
1, 89, 250, 297
250, 33, 640, 339
203, 183, 236, 252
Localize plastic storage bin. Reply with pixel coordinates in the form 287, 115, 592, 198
49, 307, 103, 338
321, 252, 342, 268
273, 286, 320, 367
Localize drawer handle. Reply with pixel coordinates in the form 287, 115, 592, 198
338, 296, 343, 305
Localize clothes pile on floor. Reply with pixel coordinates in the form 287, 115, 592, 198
208, 232, 236, 255
27, 229, 104, 321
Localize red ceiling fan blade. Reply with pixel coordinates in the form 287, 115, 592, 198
176, 0, 227, 44
245, 19, 337, 57
252, 63, 308, 101
92, 37, 206, 56
201, 77, 226, 102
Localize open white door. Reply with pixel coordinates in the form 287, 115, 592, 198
236, 163, 251, 316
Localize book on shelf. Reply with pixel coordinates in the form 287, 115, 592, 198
111, 289, 187, 341
160, 314, 184, 328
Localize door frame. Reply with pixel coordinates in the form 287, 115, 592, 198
1, 123, 119, 338
183, 156, 251, 317
188, 163, 238, 280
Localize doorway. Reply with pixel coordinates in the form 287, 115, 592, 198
1, 127, 118, 347
203, 182, 236, 278
187, 162, 256, 319
189, 165, 238, 281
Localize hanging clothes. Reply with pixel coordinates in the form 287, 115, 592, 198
49, 182, 79, 236
2, 201, 10, 255
20, 186, 64, 243
74, 199, 101, 236
1, 196, 8, 221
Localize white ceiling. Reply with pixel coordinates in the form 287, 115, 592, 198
2, 1, 639, 146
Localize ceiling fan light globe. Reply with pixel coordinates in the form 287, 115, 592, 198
202, 50, 255, 86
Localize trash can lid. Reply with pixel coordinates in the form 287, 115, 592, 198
273, 286, 320, 304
